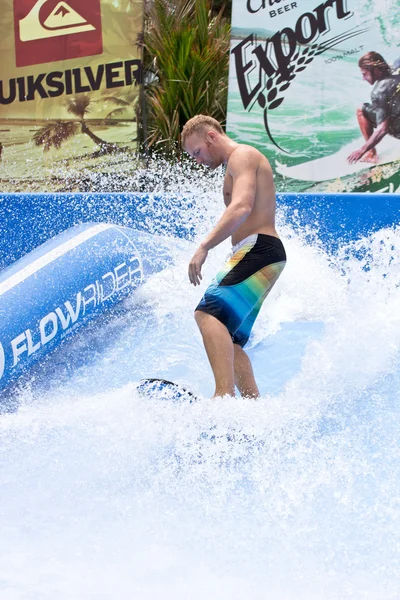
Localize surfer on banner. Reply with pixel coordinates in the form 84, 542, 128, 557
348, 52, 400, 164
182, 115, 286, 399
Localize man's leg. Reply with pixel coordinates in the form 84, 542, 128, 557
233, 344, 259, 399
195, 310, 235, 397
356, 107, 378, 162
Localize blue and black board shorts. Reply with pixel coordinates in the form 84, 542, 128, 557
195, 233, 286, 348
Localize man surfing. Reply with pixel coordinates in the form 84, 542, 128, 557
182, 115, 286, 399
348, 52, 400, 164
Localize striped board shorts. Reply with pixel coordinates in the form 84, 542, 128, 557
195, 233, 286, 348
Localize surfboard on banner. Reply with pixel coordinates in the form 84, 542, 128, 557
136, 378, 199, 402
276, 135, 400, 182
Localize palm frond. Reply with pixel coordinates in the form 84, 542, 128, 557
100, 96, 133, 107
66, 94, 92, 119
103, 107, 135, 121
32, 121, 79, 151
142, 0, 230, 154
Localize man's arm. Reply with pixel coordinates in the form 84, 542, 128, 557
188, 147, 258, 286
347, 119, 389, 164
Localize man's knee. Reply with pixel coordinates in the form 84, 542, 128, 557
357, 107, 370, 124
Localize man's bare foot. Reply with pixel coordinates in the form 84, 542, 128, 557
360, 149, 379, 163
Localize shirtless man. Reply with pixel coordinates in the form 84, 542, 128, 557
348, 52, 400, 164
182, 115, 286, 399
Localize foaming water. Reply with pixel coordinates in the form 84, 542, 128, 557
1, 169, 400, 599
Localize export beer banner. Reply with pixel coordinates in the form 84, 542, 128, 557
0, 0, 143, 192
227, 0, 400, 193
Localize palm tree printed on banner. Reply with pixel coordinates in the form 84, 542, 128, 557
101, 85, 139, 129
33, 94, 118, 152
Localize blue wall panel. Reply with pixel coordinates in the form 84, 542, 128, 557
1, 192, 400, 271
0, 193, 196, 270
281, 193, 400, 250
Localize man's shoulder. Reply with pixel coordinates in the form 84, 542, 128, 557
233, 143, 262, 157
373, 76, 399, 99
228, 144, 263, 169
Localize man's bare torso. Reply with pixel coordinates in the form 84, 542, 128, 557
223, 145, 278, 246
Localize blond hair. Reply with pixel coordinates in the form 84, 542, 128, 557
181, 115, 223, 147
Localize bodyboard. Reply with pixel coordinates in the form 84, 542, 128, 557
136, 378, 198, 403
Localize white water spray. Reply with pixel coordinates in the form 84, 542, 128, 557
1, 165, 400, 599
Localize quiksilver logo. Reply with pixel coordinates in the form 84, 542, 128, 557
14, 0, 103, 68
19, 0, 96, 42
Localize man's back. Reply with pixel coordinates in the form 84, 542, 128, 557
372, 73, 400, 120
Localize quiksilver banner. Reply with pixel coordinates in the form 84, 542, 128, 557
227, 0, 400, 193
0, 0, 143, 192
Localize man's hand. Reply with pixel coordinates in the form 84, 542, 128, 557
347, 147, 366, 164
188, 246, 208, 286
